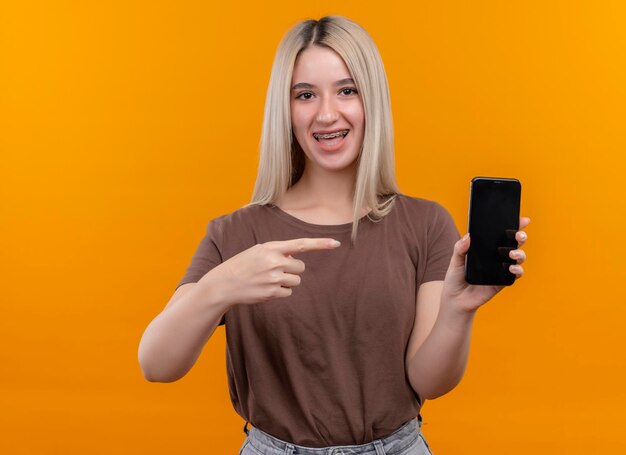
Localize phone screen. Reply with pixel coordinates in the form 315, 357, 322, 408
466, 177, 521, 286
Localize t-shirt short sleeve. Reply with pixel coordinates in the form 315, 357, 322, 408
176, 218, 225, 325
419, 202, 461, 285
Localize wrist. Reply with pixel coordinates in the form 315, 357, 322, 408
439, 296, 477, 328
196, 266, 235, 312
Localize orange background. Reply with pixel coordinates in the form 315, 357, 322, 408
1, 1, 625, 453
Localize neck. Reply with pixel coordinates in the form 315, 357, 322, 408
290, 160, 358, 210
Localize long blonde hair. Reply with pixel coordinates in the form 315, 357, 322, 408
247, 16, 400, 245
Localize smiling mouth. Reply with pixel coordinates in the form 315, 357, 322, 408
313, 130, 349, 141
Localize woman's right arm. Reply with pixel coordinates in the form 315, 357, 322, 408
138, 265, 233, 383
138, 237, 340, 383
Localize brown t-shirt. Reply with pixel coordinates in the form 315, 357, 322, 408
176, 193, 460, 447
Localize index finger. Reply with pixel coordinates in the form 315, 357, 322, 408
506, 217, 531, 239
273, 238, 341, 255
519, 216, 531, 230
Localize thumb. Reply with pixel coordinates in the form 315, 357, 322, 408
449, 233, 470, 268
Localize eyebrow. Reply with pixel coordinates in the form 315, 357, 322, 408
291, 78, 356, 91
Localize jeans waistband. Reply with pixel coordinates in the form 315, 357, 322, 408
243, 417, 421, 455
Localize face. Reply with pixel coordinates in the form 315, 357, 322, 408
290, 46, 365, 173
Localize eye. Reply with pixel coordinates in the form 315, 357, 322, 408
340, 87, 358, 96
295, 92, 314, 100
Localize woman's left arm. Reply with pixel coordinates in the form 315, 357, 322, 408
405, 217, 531, 401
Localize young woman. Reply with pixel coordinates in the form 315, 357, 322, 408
138, 16, 530, 455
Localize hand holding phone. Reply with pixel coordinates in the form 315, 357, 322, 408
465, 177, 522, 286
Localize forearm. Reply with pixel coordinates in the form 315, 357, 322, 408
406, 299, 477, 400
138, 268, 233, 382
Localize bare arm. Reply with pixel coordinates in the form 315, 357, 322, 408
405, 281, 475, 400
138, 237, 340, 383
138, 266, 233, 383
405, 218, 530, 400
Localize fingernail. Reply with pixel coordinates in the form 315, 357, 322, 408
462, 233, 469, 241
519, 232, 527, 240
330, 240, 341, 247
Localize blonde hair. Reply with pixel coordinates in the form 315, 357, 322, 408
247, 16, 400, 246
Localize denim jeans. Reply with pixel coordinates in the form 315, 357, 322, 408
237, 416, 434, 455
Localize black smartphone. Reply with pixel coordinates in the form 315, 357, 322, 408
465, 177, 521, 286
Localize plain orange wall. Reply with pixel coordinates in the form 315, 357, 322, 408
2, 1, 625, 453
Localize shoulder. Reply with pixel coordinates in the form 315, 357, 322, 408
207, 202, 272, 230
392, 193, 452, 221
390, 193, 458, 244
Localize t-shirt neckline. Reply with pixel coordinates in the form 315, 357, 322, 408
265, 204, 373, 233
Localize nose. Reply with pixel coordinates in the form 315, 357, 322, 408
315, 96, 340, 125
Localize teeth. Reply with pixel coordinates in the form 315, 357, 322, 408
314, 130, 348, 140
